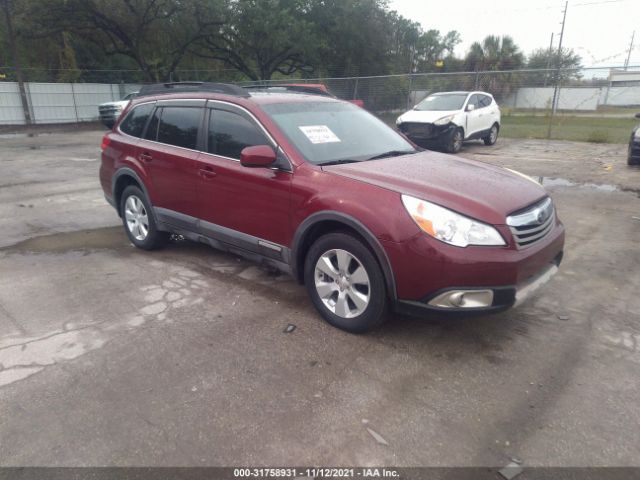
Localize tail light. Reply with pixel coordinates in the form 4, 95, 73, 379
101, 134, 111, 151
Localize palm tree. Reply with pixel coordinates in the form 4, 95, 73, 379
465, 35, 524, 72
463, 36, 525, 100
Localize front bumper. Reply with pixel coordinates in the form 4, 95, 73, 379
397, 122, 454, 146
388, 219, 565, 316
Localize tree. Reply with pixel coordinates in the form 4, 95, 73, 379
464, 35, 524, 72
527, 47, 582, 86
411, 29, 460, 73
462, 35, 524, 100
195, 0, 317, 81
311, 0, 395, 78
0, 0, 32, 122
31, 0, 225, 82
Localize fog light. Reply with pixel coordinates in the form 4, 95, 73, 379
428, 289, 494, 308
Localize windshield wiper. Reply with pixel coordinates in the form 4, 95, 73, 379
367, 150, 417, 160
318, 159, 362, 166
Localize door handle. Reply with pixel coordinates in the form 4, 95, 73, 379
199, 166, 217, 179
139, 151, 153, 163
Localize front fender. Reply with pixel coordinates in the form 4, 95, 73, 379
290, 211, 398, 300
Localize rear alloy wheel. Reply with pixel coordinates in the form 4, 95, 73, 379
120, 185, 168, 250
484, 124, 499, 146
304, 233, 387, 333
446, 128, 464, 153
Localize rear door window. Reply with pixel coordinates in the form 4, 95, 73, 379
208, 109, 270, 159
156, 107, 202, 150
120, 103, 154, 138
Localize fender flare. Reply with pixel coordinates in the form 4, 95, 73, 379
111, 167, 154, 218
291, 211, 397, 300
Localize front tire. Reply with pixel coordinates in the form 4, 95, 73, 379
483, 123, 499, 146
446, 128, 464, 153
120, 185, 168, 250
304, 233, 388, 333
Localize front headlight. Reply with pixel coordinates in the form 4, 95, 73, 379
396, 116, 403, 125
401, 195, 506, 247
634, 128, 640, 140
433, 114, 455, 126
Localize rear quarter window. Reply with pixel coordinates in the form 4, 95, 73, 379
119, 103, 154, 138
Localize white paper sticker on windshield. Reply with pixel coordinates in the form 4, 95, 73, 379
299, 125, 341, 144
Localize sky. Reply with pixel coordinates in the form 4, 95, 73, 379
388, 0, 640, 72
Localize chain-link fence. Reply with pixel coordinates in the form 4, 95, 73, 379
241, 66, 640, 114
1, 66, 639, 127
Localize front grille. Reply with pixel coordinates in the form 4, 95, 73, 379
99, 106, 120, 114
399, 122, 434, 138
507, 197, 555, 248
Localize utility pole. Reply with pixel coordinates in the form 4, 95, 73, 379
551, 1, 568, 115
543, 32, 554, 87
1, 0, 32, 125
547, 1, 567, 139
624, 31, 635, 70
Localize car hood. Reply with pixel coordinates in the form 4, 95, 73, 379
397, 109, 460, 124
322, 152, 547, 225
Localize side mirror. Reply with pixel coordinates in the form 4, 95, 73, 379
240, 145, 276, 168
466, 104, 475, 112
635, 113, 640, 119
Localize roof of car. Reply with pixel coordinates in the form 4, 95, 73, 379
432, 91, 471, 95
130, 89, 342, 108
430, 90, 494, 97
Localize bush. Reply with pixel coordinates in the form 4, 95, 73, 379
586, 130, 611, 143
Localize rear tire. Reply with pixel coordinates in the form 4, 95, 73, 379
446, 128, 464, 153
304, 233, 387, 333
120, 185, 168, 250
483, 123, 499, 146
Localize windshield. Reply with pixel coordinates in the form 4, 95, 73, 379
262, 101, 415, 165
415, 93, 468, 111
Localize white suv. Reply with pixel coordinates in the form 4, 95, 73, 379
98, 92, 138, 128
396, 91, 501, 153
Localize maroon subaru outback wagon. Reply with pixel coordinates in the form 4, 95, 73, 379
100, 82, 564, 333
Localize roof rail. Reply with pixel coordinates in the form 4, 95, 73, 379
138, 82, 250, 98
242, 84, 334, 97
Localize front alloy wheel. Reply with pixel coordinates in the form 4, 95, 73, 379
314, 249, 371, 318
447, 128, 463, 153
304, 233, 387, 333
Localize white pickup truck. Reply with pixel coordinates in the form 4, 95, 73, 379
98, 92, 137, 128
